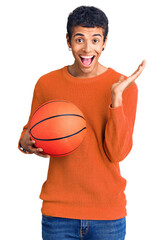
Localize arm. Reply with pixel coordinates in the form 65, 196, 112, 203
18, 81, 49, 158
104, 83, 138, 162
104, 60, 146, 162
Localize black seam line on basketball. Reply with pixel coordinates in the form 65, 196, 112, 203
33, 100, 70, 116
43, 144, 81, 157
30, 127, 86, 141
30, 114, 86, 132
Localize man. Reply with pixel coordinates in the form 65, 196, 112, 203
19, 6, 145, 240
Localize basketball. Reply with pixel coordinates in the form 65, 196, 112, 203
29, 100, 87, 157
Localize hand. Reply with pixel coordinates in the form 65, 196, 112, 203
20, 128, 50, 158
111, 60, 146, 107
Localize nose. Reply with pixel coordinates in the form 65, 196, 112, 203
83, 41, 92, 53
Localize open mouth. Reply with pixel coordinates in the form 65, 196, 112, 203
79, 55, 95, 67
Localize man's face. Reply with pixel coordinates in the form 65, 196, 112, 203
67, 26, 107, 76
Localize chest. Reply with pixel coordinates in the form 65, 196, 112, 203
45, 80, 111, 125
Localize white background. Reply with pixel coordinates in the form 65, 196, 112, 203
0, 0, 164, 239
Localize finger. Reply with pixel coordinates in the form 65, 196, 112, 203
34, 147, 43, 154
34, 148, 50, 157
131, 60, 146, 78
27, 141, 50, 158
25, 140, 35, 152
126, 59, 146, 84
30, 140, 36, 145
135, 60, 146, 76
118, 75, 125, 83
35, 152, 50, 158
27, 144, 41, 153
34, 149, 50, 158
141, 59, 146, 68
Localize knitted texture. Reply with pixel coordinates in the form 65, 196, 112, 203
19, 66, 138, 220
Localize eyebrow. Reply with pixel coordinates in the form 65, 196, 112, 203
73, 33, 102, 38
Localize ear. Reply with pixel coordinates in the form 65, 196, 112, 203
103, 35, 108, 49
66, 33, 71, 48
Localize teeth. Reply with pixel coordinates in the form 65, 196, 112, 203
80, 56, 93, 59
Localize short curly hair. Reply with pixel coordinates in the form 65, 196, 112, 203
67, 6, 109, 42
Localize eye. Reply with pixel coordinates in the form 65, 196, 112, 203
93, 39, 99, 44
76, 38, 83, 43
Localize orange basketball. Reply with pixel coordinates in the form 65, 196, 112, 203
29, 100, 87, 157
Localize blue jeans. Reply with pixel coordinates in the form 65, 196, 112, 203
42, 215, 126, 240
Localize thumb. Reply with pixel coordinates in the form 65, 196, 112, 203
118, 75, 125, 83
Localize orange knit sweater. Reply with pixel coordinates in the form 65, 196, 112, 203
19, 66, 138, 220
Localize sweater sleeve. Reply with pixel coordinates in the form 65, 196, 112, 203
104, 82, 138, 162
18, 80, 44, 153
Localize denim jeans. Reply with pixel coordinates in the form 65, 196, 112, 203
42, 215, 126, 240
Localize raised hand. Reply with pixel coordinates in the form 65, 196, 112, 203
111, 60, 146, 108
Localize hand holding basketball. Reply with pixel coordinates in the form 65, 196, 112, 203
20, 129, 50, 158
111, 60, 146, 107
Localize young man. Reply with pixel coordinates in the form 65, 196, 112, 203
19, 6, 145, 240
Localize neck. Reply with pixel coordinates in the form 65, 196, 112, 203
68, 62, 108, 78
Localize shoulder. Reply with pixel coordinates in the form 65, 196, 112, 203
36, 66, 65, 86
108, 68, 123, 78
38, 68, 64, 82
